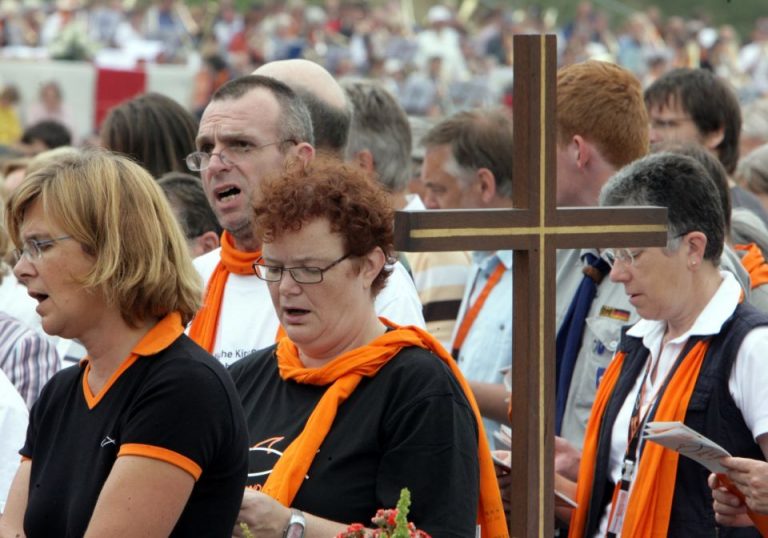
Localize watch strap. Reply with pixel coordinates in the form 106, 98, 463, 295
283, 508, 306, 538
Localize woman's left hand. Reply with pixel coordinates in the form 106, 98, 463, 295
233, 489, 291, 537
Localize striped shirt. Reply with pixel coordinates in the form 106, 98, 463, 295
0, 312, 60, 409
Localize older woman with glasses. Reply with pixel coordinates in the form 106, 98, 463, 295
562, 152, 768, 538
228, 157, 507, 538
0, 150, 249, 537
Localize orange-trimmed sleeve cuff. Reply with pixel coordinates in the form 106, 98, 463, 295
118, 443, 202, 480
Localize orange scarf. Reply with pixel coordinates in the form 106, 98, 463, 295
188, 231, 261, 353
262, 319, 509, 538
734, 243, 768, 289
570, 340, 709, 538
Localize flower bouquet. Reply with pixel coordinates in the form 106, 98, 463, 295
335, 488, 431, 538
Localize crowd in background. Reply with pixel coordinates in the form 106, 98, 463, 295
1, 0, 768, 137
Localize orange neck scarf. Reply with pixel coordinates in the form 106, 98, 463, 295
734, 243, 768, 289
262, 318, 509, 538
570, 340, 709, 538
188, 231, 261, 353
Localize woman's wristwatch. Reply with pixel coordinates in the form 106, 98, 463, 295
283, 508, 306, 538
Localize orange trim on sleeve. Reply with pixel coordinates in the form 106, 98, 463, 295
118, 443, 202, 480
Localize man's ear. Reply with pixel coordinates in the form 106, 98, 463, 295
351, 149, 375, 175
294, 142, 315, 165
197, 231, 221, 256
476, 168, 497, 204
573, 134, 591, 170
189, 231, 221, 258
703, 127, 725, 152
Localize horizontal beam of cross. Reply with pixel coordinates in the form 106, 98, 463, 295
395, 207, 669, 251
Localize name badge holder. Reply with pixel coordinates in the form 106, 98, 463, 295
605, 355, 660, 537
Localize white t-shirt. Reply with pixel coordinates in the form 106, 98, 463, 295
192, 248, 425, 367
0, 369, 28, 512
597, 271, 768, 536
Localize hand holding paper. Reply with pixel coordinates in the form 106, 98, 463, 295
645, 421, 768, 536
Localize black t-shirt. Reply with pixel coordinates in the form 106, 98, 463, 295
21, 334, 249, 537
229, 345, 480, 537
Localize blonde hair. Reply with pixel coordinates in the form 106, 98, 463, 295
5, 149, 202, 326
26, 146, 80, 177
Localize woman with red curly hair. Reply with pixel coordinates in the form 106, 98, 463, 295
229, 156, 507, 538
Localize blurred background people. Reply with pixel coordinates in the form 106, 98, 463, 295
25, 81, 76, 140
736, 143, 768, 212
100, 92, 199, 179
158, 171, 221, 258
18, 120, 71, 157
343, 79, 470, 350
0, 84, 21, 146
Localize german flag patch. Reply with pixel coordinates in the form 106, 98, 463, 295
599, 306, 630, 322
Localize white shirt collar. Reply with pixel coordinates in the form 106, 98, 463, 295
472, 250, 513, 271
402, 194, 426, 211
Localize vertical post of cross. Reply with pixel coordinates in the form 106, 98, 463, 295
508, 33, 557, 538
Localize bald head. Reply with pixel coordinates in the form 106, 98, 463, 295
254, 60, 351, 154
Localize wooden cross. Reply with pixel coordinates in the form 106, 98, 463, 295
394, 35, 668, 537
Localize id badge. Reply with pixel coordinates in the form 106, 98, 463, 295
607, 487, 629, 535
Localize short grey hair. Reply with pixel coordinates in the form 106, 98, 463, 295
211, 75, 314, 147
343, 80, 412, 193
600, 152, 725, 263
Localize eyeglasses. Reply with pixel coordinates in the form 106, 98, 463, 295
253, 253, 352, 284
600, 231, 693, 268
599, 247, 643, 268
12, 236, 72, 263
185, 139, 296, 171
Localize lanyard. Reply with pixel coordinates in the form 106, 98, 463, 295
451, 262, 505, 359
605, 357, 659, 537
605, 339, 694, 537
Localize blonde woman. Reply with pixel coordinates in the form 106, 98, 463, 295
0, 150, 248, 537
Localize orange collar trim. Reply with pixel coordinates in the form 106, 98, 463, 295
133, 311, 184, 356
82, 312, 184, 409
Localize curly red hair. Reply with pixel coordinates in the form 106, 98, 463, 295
253, 155, 394, 295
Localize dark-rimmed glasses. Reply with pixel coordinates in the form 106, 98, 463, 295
253, 253, 352, 284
